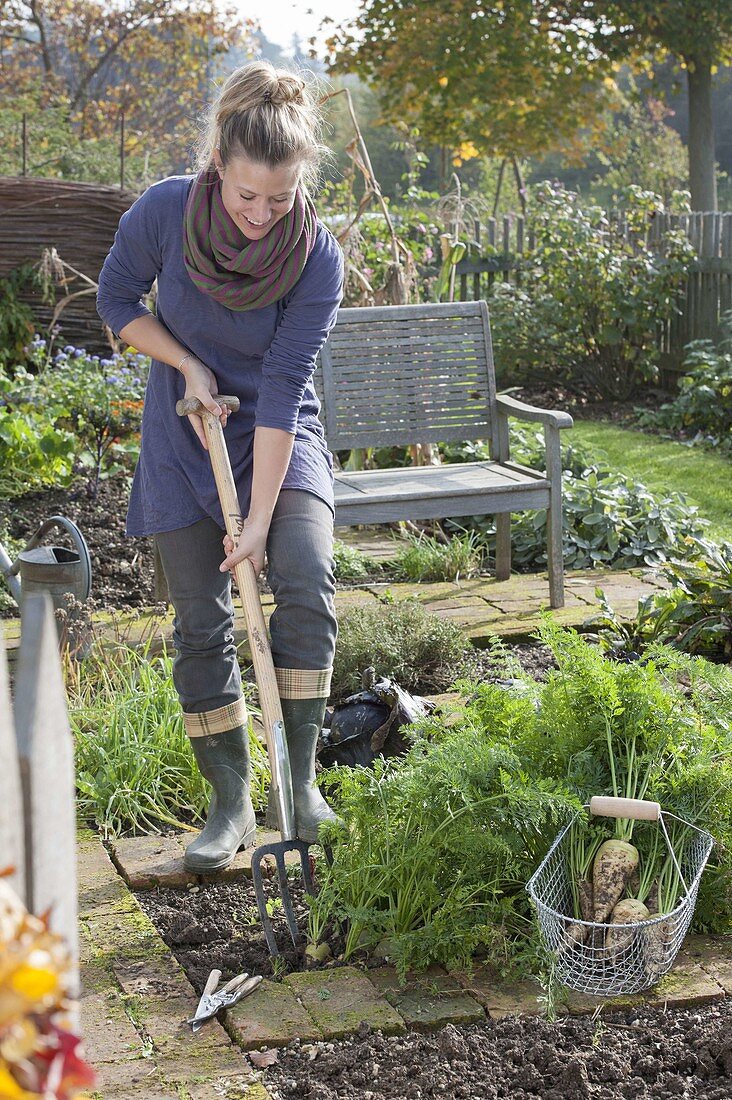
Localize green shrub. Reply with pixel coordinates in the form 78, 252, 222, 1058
443, 424, 709, 571
588, 539, 732, 662
332, 599, 480, 701
488, 182, 694, 399
635, 311, 732, 453
0, 404, 76, 498
393, 529, 484, 582
0, 262, 50, 367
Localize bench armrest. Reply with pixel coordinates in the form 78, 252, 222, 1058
495, 394, 574, 430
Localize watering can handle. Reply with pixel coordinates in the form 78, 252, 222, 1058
9, 515, 93, 600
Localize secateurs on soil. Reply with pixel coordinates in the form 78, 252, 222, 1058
176, 394, 318, 957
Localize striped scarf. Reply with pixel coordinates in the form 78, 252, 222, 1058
182, 167, 318, 311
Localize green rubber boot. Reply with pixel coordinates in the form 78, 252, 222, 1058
184, 725, 257, 873
266, 697, 337, 844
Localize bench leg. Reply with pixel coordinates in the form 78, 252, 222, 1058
495, 513, 511, 581
545, 424, 565, 609
546, 500, 564, 609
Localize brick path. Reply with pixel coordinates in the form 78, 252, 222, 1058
2, 562, 668, 659
79, 829, 732, 1100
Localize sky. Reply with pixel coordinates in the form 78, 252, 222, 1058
245, 0, 362, 55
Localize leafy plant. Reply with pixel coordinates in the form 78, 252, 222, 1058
393, 528, 484, 582
588, 540, 732, 662
443, 424, 709, 571
472, 622, 732, 931
488, 182, 694, 399
333, 538, 374, 583
0, 404, 76, 498
635, 310, 732, 454
2, 339, 149, 496
311, 728, 574, 979
0, 265, 46, 367
331, 598, 480, 701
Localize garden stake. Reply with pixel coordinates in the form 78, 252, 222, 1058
176, 394, 316, 956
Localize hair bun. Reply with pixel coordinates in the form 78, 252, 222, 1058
270, 74, 307, 107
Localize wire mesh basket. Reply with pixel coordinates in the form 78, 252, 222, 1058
526, 796, 714, 997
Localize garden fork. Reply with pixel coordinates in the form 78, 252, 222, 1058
176, 395, 316, 956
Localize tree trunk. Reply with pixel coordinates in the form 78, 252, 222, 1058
686, 59, 717, 212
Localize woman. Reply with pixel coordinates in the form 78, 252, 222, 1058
97, 60, 343, 873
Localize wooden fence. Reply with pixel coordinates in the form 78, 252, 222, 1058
455, 211, 732, 381
0, 175, 139, 353
0, 593, 79, 996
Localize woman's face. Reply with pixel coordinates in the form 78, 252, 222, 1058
213, 153, 301, 241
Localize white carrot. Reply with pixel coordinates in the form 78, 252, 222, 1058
592, 839, 639, 923
605, 898, 650, 954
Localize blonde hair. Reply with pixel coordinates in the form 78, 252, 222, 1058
198, 60, 329, 189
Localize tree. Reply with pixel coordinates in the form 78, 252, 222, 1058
569, 1, 732, 210
328, 1, 732, 210
325, 0, 621, 165
0, 0, 254, 169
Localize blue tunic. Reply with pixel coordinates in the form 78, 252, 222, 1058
96, 175, 344, 537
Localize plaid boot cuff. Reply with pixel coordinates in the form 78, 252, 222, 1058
274, 668, 332, 700
183, 697, 248, 737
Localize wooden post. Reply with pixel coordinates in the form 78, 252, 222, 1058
13, 593, 79, 988
21, 112, 28, 176
0, 626, 25, 902
120, 111, 126, 190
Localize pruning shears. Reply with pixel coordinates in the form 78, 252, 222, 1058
186, 968, 263, 1031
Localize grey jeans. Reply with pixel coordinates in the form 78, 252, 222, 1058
155, 490, 337, 714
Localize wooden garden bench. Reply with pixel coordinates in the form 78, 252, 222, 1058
316, 301, 574, 608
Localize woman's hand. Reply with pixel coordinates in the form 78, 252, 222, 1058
220, 518, 269, 577
180, 356, 229, 449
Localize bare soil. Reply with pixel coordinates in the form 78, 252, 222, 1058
0, 475, 156, 616
134, 868, 732, 1099
266, 1000, 732, 1100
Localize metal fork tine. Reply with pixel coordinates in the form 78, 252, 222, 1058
251, 846, 279, 956
276, 854, 301, 948
250, 839, 318, 956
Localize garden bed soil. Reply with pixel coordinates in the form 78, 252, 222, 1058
0, 476, 157, 615
134, 874, 319, 993
265, 999, 732, 1100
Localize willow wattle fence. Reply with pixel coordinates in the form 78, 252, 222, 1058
0, 176, 139, 353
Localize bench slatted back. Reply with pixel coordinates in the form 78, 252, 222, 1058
317, 301, 498, 451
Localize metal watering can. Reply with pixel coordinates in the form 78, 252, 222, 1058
0, 515, 92, 620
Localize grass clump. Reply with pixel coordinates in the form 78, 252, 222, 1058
68, 641, 269, 837
393, 529, 484, 582
331, 598, 480, 701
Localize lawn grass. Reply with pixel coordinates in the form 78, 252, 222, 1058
571, 420, 732, 544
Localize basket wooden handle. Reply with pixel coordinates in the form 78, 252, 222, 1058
590, 796, 661, 821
